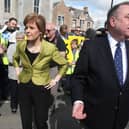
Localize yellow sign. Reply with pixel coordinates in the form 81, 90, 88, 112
64, 35, 85, 63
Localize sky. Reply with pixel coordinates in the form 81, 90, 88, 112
64, 0, 127, 29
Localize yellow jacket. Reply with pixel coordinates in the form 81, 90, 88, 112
66, 49, 80, 75
0, 34, 9, 65
13, 39, 68, 86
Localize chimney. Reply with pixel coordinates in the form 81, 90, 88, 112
83, 7, 88, 14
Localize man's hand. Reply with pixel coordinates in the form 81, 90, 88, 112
72, 103, 87, 120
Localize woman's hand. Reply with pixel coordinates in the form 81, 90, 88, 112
15, 67, 20, 84
45, 79, 58, 89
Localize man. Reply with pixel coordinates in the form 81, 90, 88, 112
45, 23, 67, 116
0, 17, 18, 101
2, 17, 18, 45
74, 26, 81, 36
85, 28, 96, 40
59, 24, 69, 40
45, 23, 66, 57
71, 2, 129, 129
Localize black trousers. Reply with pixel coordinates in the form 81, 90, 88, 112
8, 79, 18, 109
0, 64, 8, 100
18, 83, 53, 129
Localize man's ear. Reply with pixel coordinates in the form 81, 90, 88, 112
110, 16, 117, 27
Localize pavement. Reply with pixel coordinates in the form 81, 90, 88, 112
0, 91, 129, 129
0, 100, 22, 129
0, 88, 82, 129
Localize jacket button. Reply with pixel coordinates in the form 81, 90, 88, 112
120, 92, 122, 95
114, 106, 118, 111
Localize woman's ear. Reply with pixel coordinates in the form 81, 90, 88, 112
40, 32, 43, 40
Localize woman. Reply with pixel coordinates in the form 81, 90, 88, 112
13, 13, 67, 129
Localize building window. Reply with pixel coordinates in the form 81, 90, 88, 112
57, 16, 64, 26
85, 12, 89, 18
87, 22, 90, 28
34, 0, 39, 14
4, 0, 10, 13
80, 20, 84, 29
72, 19, 76, 28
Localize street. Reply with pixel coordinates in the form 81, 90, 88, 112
0, 88, 82, 129
0, 91, 129, 129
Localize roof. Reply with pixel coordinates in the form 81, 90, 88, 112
69, 7, 93, 22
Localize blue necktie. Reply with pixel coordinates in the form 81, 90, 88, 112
114, 43, 123, 86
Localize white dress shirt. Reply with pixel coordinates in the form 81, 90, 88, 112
107, 33, 127, 84
74, 33, 128, 105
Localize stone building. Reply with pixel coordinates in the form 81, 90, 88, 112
0, 0, 93, 32
70, 6, 94, 31
0, 0, 53, 28
52, 0, 72, 31
52, 0, 94, 31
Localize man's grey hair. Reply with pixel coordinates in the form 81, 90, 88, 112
106, 1, 129, 27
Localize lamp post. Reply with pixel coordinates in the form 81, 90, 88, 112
111, 0, 114, 8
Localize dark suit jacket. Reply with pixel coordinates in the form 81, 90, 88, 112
71, 35, 129, 129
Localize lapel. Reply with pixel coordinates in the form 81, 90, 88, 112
20, 40, 47, 66
32, 40, 45, 65
99, 37, 129, 89
98, 36, 121, 87
19, 40, 31, 66
123, 40, 129, 87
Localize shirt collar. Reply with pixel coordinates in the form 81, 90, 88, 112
107, 32, 125, 49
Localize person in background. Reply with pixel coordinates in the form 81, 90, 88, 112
59, 24, 69, 40
0, 38, 7, 116
7, 38, 18, 113
85, 28, 96, 40
45, 23, 66, 57
0, 21, 9, 33
96, 27, 107, 37
45, 23, 67, 113
71, 2, 129, 129
2, 17, 18, 45
6, 32, 25, 113
74, 26, 81, 36
62, 39, 80, 94
0, 33, 9, 100
0, 17, 18, 100
13, 13, 67, 129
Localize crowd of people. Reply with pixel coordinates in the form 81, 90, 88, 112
0, 12, 83, 129
0, 1, 129, 129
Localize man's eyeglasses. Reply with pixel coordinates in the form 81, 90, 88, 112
76, 29, 80, 32
46, 29, 55, 33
